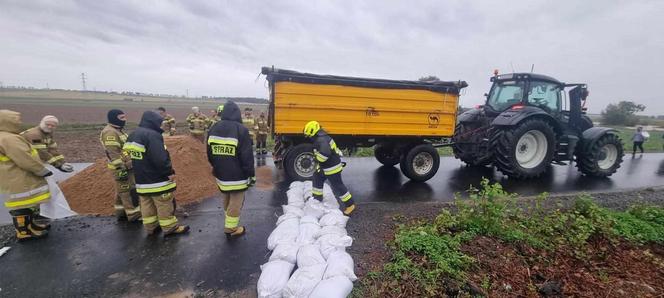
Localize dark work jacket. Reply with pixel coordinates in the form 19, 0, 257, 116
124, 111, 176, 195
207, 101, 255, 192
312, 129, 343, 175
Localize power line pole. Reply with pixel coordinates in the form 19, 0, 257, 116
186, 89, 189, 97
81, 73, 87, 91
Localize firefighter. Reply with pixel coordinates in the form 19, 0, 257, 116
207, 105, 224, 128
21, 115, 74, 173
242, 107, 256, 150
157, 107, 176, 137
100, 109, 141, 222
0, 110, 53, 241
255, 112, 269, 155
207, 101, 255, 238
123, 111, 189, 237
186, 106, 208, 143
304, 121, 356, 216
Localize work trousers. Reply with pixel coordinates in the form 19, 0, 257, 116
312, 168, 355, 209
222, 191, 245, 233
139, 192, 178, 233
633, 141, 644, 154
256, 134, 268, 152
190, 132, 205, 143
115, 172, 141, 221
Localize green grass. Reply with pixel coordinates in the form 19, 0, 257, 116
355, 179, 664, 297
610, 126, 664, 152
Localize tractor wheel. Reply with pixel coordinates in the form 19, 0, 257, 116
375, 143, 400, 166
452, 123, 492, 166
490, 119, 555, 179
284, 143, 315, 181
400, 144, 440, 182
576, 134, 624, 177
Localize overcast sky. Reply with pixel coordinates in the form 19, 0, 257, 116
1, 0, 662, 114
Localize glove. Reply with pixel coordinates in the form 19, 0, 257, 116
58, 163, 74, 173
42, 170, 53, 177
248, 176, 256, 187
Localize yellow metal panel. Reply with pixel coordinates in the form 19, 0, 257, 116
273, 82, 458, 137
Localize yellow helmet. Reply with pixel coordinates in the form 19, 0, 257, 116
217, 105, 224, 113
303, 121, 320, 137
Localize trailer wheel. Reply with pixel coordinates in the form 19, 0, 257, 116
400, 144, 440, 182
576, 133, 624, 177
284, 143, 315, 181
375, 143, 400, 166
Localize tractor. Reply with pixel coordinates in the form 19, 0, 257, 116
452, 72, 624, 179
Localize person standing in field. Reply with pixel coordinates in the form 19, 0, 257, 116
0, 110, 53, 241
207, 101, 255, 238
631, 126, 646, 156
186, 106, 208, 143
123, 111, 189, 237
100, 109, 141, 222
157, 107, 176, 137
255, 112, 269, 155
242, 108, 256, 152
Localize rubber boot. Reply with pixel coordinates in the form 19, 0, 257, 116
12, 211, 48, 241
164, 225, 190, 237
343, 204, 356, 216
225, 226, 246, 239
31, 208, 51, 230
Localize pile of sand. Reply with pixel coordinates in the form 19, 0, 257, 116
61, 136, 219, 215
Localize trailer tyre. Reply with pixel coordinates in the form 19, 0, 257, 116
400, 144, 439, 182
576, 133, 624, 177
375, 143, 400, 166
284, 143, 316, 181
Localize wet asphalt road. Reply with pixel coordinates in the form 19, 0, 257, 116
1, 154, 663, 296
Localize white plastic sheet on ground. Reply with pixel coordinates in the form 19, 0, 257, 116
259, 181, 357, 297
257, 260, 295, 298
40, 177, 77, 219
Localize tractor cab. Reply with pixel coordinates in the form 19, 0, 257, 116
484, 73, 564, 117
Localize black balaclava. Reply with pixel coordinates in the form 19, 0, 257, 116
108, 109, 126, 128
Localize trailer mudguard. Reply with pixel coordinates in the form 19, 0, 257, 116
579, 127, 617, 151
457, 108, 483, 123
490, 106, 557, 127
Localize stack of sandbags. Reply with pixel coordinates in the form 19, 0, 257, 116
257, 181, 356, 298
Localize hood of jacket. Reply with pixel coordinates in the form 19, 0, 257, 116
139, 111, 164, 133
0, 109, 22, 134
221, 101, 242, 123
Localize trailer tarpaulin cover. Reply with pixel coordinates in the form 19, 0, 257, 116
262, 67, 468, 94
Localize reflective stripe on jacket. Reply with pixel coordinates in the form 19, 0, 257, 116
312, 129, 343, 176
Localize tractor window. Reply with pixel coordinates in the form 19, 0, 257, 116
487, 80, 525, 111
527, 82, 561, 112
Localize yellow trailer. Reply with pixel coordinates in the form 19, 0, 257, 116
262, 67, 467, 182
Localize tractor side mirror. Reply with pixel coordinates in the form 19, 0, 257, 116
483, 93, 488, 97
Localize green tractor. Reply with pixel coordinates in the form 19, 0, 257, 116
453, 72, 624, 179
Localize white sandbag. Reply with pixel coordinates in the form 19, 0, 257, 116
323, 250, 357, 281
309, 276, 353, 298
296, 244, 326, 267
303, 180, 313, 190
289, 181, 304, 190
316, 225, 347, 238
276, 212, 299, 226
303, 199, 327, 219
282, 264, 326, 298
268, 217, 300, 250
257, 260, 295, 298
321, 185, 340, 210
269, 243, 300, 264
40, 177, 77, 219
282, 205, 304, 217
319, 210, 349, 228
317, 234, 353, 259
287, 193, 305, 208
296, 215, 321, 245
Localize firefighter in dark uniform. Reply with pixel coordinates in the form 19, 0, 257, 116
304, 121, 356, 216
207, 101, 255, 238
123, 111, 189, 237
